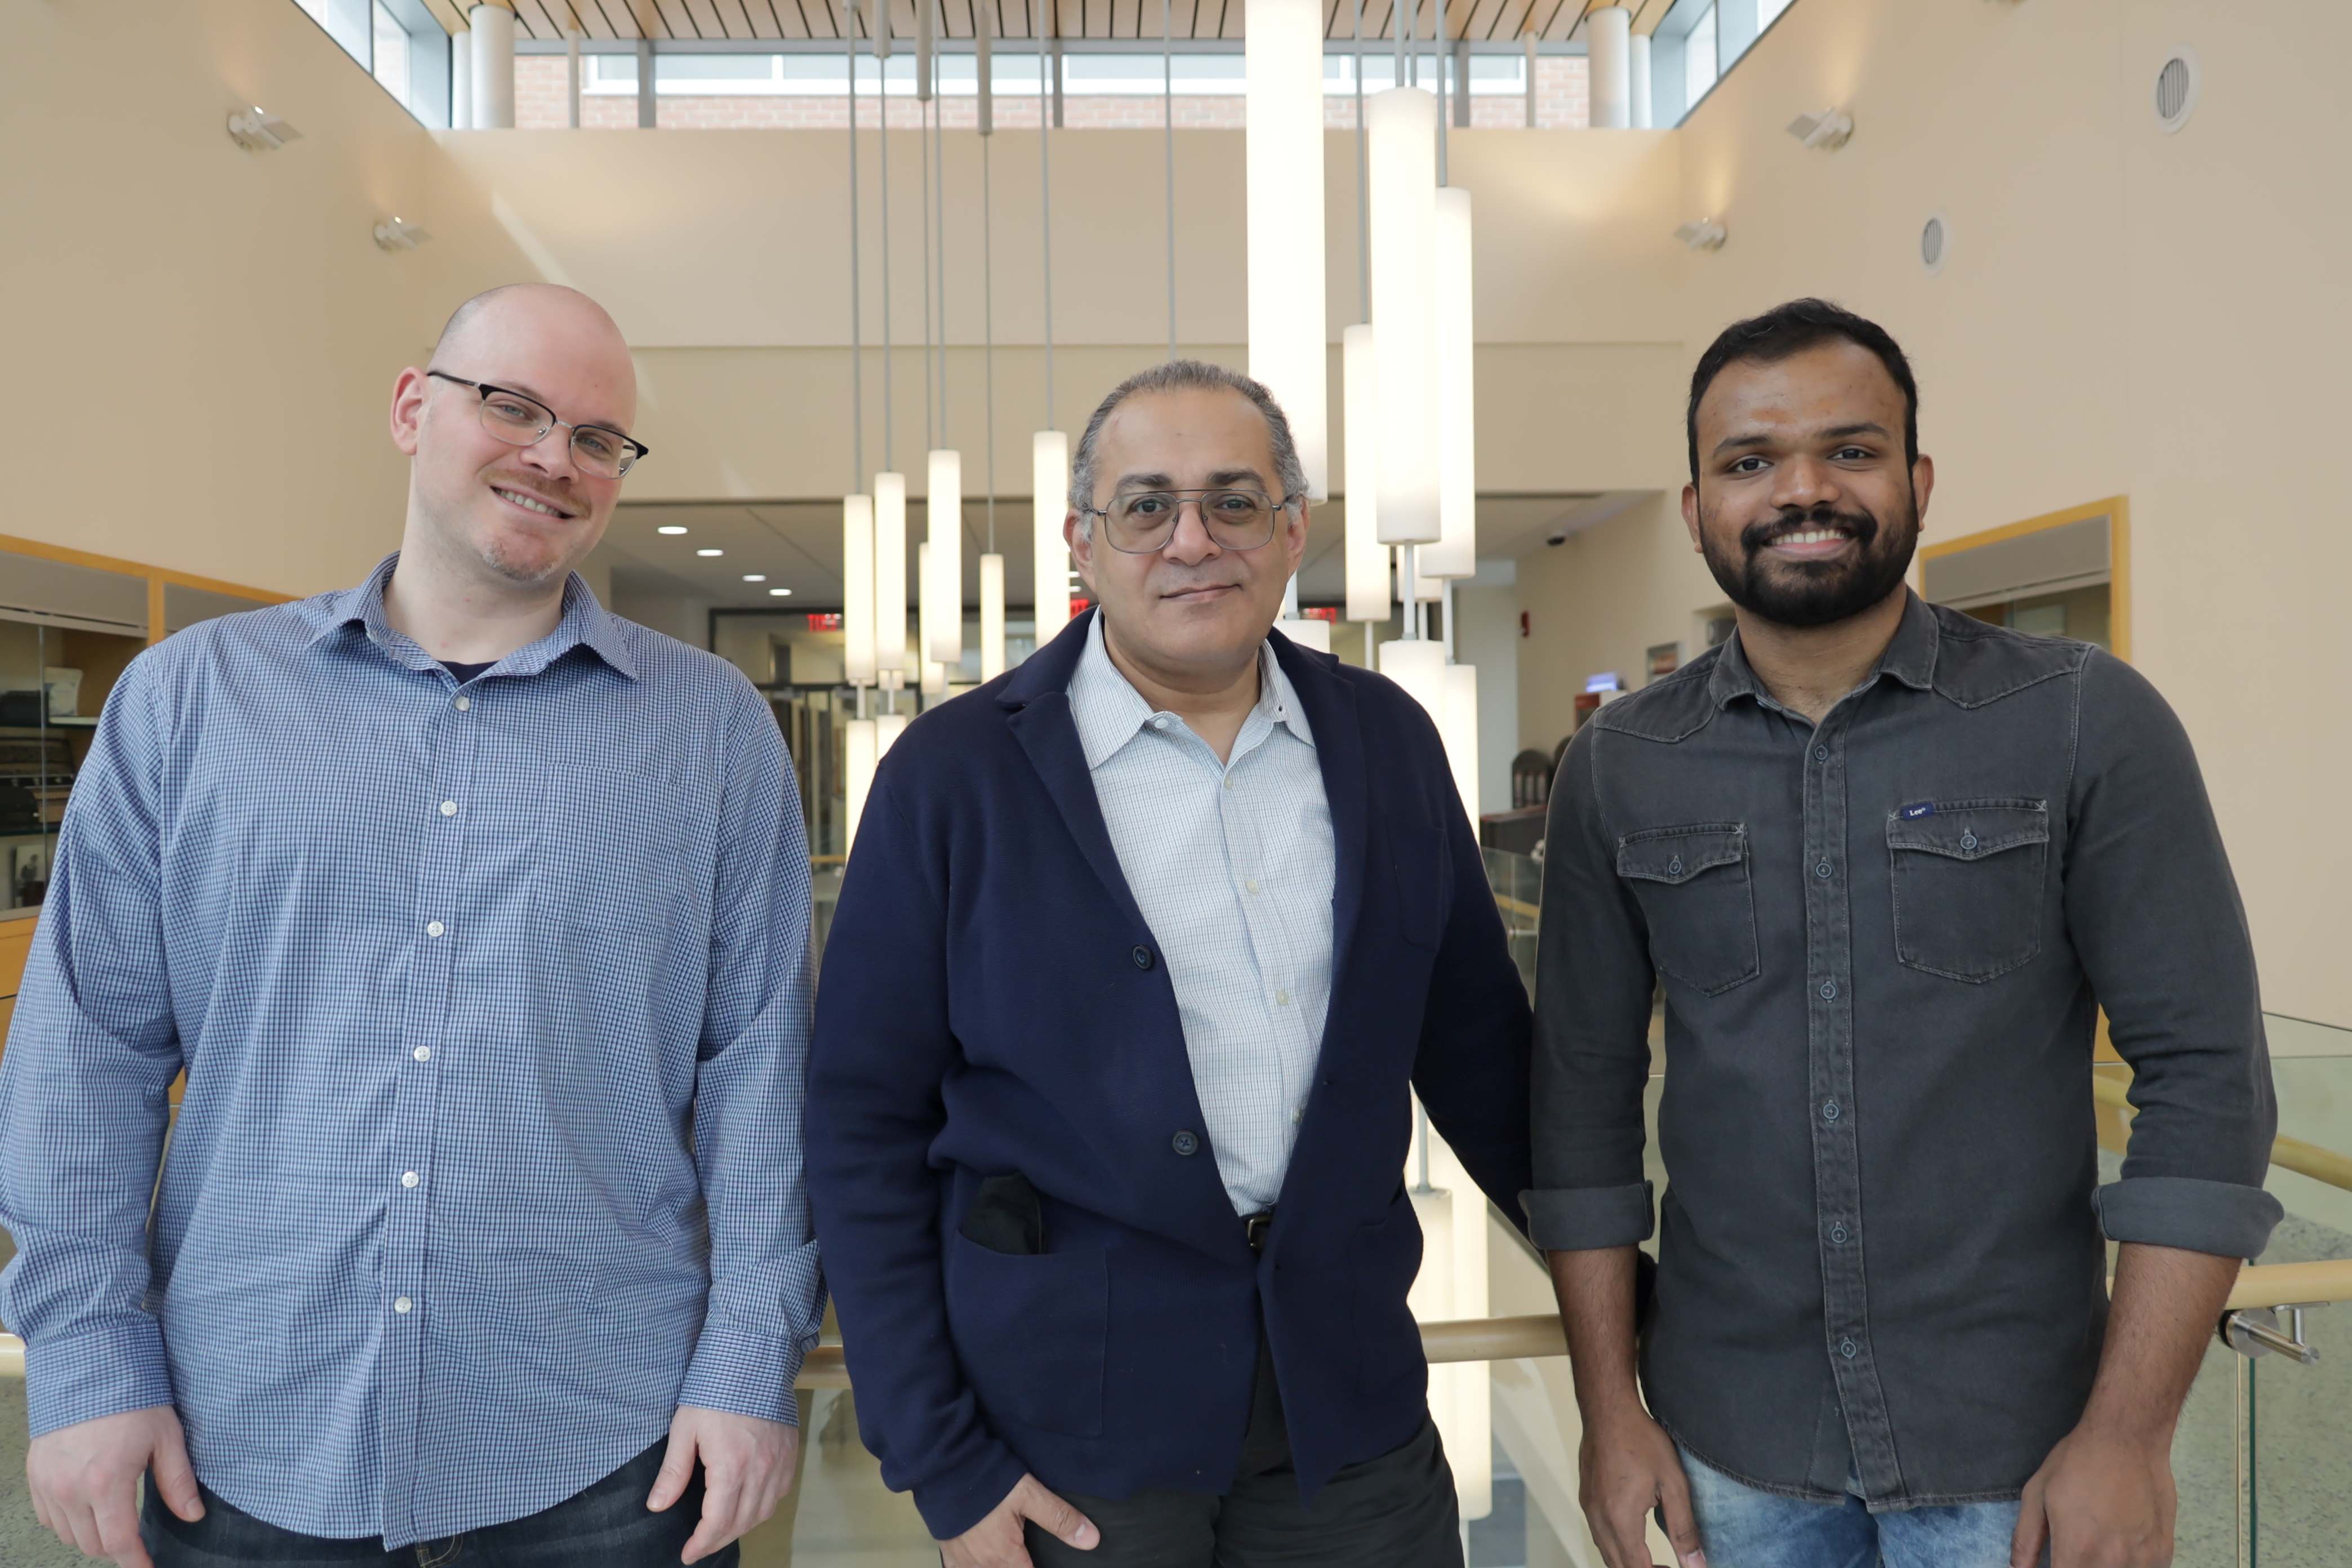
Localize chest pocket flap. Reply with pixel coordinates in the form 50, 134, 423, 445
1615, 824, 1758, 995
1886, 799, 2050, 982
1885, 802, 2049, 861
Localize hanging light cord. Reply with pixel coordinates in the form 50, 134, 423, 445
1163, 0, 1177, 359
1353, 0, 1368, 321
984, 114, 997, 553
921, 87, 934, 453
1434, 0, 1447, 185
848, 1, 864, 484
935, 25, 949, 448
878, 9, 893, 473
1040, 10, 1055, 427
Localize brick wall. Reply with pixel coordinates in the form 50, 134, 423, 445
511, 55, 1588, 131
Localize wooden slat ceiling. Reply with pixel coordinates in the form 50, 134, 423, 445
457, 0, 1674, 43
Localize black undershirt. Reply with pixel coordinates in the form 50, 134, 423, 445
441, 661, 494, 685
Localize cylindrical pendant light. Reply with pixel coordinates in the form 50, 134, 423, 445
917, 541, 946, 694
1342, 327, 1388, 621
1034, 431, 1071, 641
1440, 660, 1479, 824
875, 710, 908, 756
1589, 7, 1632, 128
845, 717, 879, 852
1628, 32, 1654, 128
843, 494, 877, 683
926, 449, 963, 665
1421, 188, 1477, 581
1244, 0, 1330, 498
980, 554, 1006, 679
1378, 637, 1446, 728
875, 471, 909, 673
1367, 87, 1441, 546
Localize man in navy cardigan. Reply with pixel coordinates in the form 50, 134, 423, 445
808, 361, 1532, 1568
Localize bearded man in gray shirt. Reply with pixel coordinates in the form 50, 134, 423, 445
1529, 299, 2279, 1568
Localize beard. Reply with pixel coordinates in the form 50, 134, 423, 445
1698, 492, 1920, 630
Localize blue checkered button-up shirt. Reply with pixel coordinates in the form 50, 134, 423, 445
0, 558, 823, 1547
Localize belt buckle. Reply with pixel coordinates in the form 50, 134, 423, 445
1245, 1212, 1275, 1251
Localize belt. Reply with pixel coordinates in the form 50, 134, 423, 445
1245, 1210, 1276, 1253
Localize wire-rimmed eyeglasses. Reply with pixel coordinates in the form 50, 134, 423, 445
426, 371, 651, 479
1079, 489, 1297, 555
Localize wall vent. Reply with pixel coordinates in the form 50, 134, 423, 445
1921, 213, 1949, 275
2156, 48, 2200, 133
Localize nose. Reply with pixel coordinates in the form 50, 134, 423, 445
519, 425, 580, 483
1770, 452, 1841, 513
1159, 500, 1224, 567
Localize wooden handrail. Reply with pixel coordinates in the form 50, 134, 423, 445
2091, 1073, 2352, 1194
7, 1257, 2351, 1386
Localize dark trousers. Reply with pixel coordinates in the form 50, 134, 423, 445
1024, 1334, 1463, 1568
140, 1438, 736, 1567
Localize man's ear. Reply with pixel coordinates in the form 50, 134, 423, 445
1064, 511, 1095, 594
1681, 483, 1703, 550
390, 367, 430, 457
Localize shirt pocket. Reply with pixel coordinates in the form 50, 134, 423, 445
1885, 799, 2050, 982
1615, 823, 1760, 996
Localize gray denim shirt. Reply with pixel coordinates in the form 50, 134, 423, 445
1527, 593, 2281, 1509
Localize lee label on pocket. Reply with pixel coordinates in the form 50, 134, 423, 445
1900, 801, 1936, 820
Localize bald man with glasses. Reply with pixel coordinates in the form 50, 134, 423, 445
1, 284, 821, 1567
809, 360, 1533, 1568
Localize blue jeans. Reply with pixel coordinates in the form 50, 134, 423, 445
1678, 1445, 2026, 1568
140, 1438, 738, 1567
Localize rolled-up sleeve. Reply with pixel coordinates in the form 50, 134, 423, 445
2068, 651, 2282, 1259
0, 654, 185, 1436
1525, 724, 1659, 1253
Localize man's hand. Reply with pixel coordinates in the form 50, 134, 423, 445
939, 1473, 1098, 1568
1579, 1405, 1705, 1568
28, 1405, 203, 1568
647, 1404, 799, 1565
2010, 1423, 2175, 1568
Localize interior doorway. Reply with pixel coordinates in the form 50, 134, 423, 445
1918, 497, 2130, 661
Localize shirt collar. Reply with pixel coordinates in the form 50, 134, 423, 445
308, 553, 638, 682
1706, 590, 1941, 710
1067, 612, 1313, 772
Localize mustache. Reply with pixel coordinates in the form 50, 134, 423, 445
1740, 505, 1881, 554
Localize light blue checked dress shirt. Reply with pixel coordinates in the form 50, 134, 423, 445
1067, 616, 1336, 1215
0, 556, 823, 1547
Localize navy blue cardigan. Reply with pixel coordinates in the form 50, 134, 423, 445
806, 611, 1533, 1538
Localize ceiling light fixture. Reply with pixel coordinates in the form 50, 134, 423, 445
371, 217, 431, 252
769, 587, 793, 597
226, 106, 301, 152
1785, 108, 1854, 150
657, 525, 688, 535
743, 574, 767, 582
1676, 220, 1729, 251
696, 548, 724, 557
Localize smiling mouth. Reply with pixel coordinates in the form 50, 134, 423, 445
491, 484, 578, 521
1758, 522, 1860, 557
1162, 584, 1238, 603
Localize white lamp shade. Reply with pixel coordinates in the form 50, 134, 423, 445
1377, 636, 1446, 727
1629, 33, 1654, 128
1033, 431, 1071, 646
979, 553, 1006, 680
922, 660, 946, 695
1244, 0, 1329, 499
1342, 325, 1390, 622
1441, 662, 1479, 825
926, 449, 964, 666
875, 472, 909, 672
875, 710, 908, 756
844, 716, 879, 854
1367, 88, 1441, 546
1279, 617, 1333, 654
917, 542, 938, 693
843, 493, 876, 684
1422, 189, 1477, 581
1589, 6, 1632, 128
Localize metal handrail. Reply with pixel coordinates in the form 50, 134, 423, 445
6, 1257, 2347, 1387
2091, 1073, 2352, 1194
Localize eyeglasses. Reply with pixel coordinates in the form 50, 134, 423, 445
1080, 489, 1296, 555
426, 371, 650, 479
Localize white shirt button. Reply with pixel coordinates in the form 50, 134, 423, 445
425, 920, 445, 938
1293, 1108, 1304, 1125
439, 801, 458, 817
1245, 878, 1261, 894
454, 695, 471, 712
1152, 717, 1169, 730
1222, 777, 1235, 791
400, 1171, 419, 1189
412, 1045, 431, 1062
1275, 989, 1291, 1007
393, 1297, 413, 1315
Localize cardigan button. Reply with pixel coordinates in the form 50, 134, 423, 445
1172, 1130, 1200, 1156
1132, 945, 1155, 971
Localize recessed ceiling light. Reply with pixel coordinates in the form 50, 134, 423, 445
657, 525, 688, 535
768, 587, 793, 597
742, 573, 767, 582
697, 548, 724, 557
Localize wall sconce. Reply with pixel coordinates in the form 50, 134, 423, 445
226, 106, 301, 152
372, 217, 431, 252
1675, 220, 1728, 252
1786, 108, 1854, 150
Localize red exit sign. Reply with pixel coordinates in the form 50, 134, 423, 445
805, 613, 844, 631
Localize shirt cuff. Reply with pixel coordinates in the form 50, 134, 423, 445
911, 1442, 1032, 1542
2095, 1175, 2285, 1260
1522, 1182, 1655, 1252
23, 1320, 175, 1440
679, 1318, 808, 1428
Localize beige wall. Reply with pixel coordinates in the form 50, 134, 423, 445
1509, 0, 2352, 1026
2, 2, 542, 598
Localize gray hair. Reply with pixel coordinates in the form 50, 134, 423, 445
1067, 359, 1311, 538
